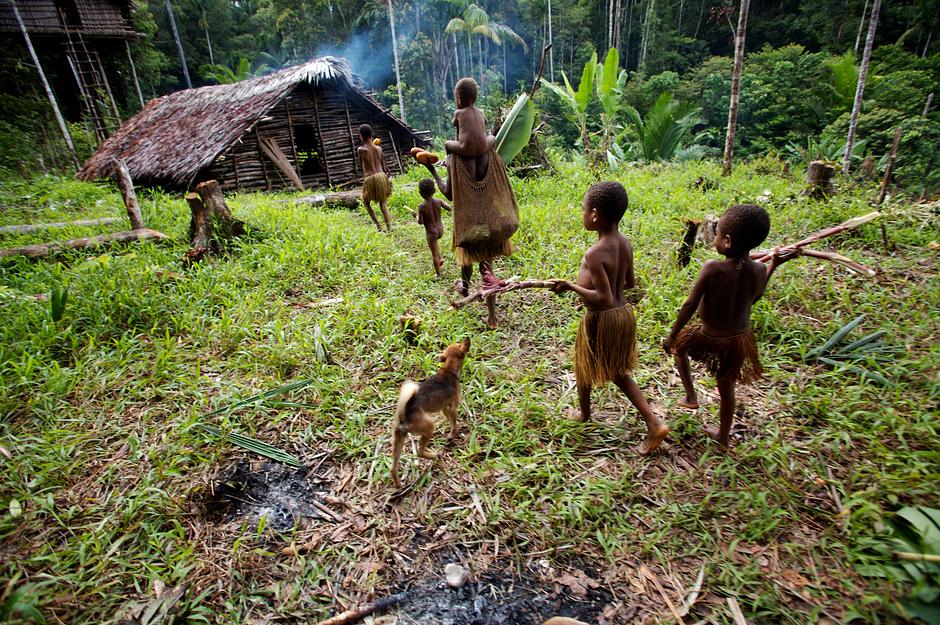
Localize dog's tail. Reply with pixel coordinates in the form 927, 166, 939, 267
391, 381, 419, 488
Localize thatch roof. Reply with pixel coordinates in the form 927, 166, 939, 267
78, 57, 420, 188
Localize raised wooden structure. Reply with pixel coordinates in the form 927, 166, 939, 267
77, 57, 430, 192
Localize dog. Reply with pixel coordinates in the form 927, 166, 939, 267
391, 338, 470, 488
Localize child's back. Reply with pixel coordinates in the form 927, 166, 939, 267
576, 232, 634, 312
695, 257, 768, 337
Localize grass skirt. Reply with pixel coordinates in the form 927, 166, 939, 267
673, 324, 763, 383
361, 172, 391, 204
574, 304, 638, 386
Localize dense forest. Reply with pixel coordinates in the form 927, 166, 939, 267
1, 0, 938, 192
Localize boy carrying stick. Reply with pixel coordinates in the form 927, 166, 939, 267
663, 204, 792, 450
357, 124, 392, 232
415, 178, 451, 276
549, 182, 669, 455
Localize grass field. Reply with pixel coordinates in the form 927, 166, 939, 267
0, 159, 937, 624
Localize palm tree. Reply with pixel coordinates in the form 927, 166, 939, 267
185, 0, 216, 65
844, 0, 881, 175
721, 0, 750, 176
446, 4, 526, 89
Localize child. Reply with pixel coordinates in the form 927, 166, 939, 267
357, 124, 392, 232
662, 204, 789, 449
550, 182, 669, 455
444, 77, 496, 159
416, 178, 451, 276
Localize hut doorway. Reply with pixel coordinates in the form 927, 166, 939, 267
294, 124, 324, 179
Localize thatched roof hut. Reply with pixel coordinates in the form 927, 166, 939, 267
78, 57, 429, 191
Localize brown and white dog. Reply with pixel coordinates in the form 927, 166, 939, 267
391, 338, 471, 488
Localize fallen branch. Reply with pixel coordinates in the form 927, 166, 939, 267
750, 211, 880, 275
0, 228, 168, 258
451, 280, 556, 309
313, 592, 408, 625
0, 217, 121, 234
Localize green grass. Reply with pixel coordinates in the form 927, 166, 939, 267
0, 159, 937, 624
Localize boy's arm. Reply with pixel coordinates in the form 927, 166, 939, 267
663, 264, 711, 352
425, 162, 452, 200
552, 252, 616, 309
439, 200, 452, 212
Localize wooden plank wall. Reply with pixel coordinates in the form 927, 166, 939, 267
203, 84, 418, 193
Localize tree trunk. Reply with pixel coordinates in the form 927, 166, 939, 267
923, 30, 932, 58
452, 32, 460, 77
923, 92, 934, 116
205, 25, 214, 65
0, 218, 121, 234
854, 0, 869, 56
109, 158, 145, 230
478, 37, 484, 87
843, 0, 881, 175
805, 160, 835, 199
186, 180, 245, 261
721, 0, 750, 177
165, 0, 191, 89
624, 0, 635, 69
0, 229, 167, 258
387, 0, 406, 123
124, 41, 145, 110
693, 0, 705, 38
11, 0, 79, 168
677, 0, 684, 34
547, 0, 554, 81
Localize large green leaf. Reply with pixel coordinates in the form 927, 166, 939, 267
494, 93, 535, 165
540, 77, 578, 116
574, 51, 597, 114
596, 47, 621, 118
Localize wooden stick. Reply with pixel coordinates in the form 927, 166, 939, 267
109, 158, 145, 230
451, 280, 557, 309
313, 592, 408, 625
800, 249, 875, 276
876, 127, 903, 206
0, 229, 168, 258
726, 597, 749, 625
751, 211, 880, 264
640, 565, 686, 625
528, 44, 553, 100
0, 217, 121, 234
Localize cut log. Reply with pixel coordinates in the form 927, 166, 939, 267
313, 592, 408, 625
0, 217, 121, 234
0, 229, 167, 258
109, 158, 145, 230
805, 160, 835, 199
186, 180, 246, 262
295, 190, 361, 209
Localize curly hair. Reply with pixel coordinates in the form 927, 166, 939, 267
358, 123, 373, 139
585, 181, 629, 224
454, 77, 478, 105
418, 178, 436, 197
719, 204, 771, 253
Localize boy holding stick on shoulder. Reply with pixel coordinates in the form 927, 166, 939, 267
549, 182, 669, 455
663, 204, 794, 450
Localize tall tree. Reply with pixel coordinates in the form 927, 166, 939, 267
446, 4, 525, 88
721, 0, 750, 176
843, 0, 881, 175
165, 0, 192, 88
547, 0, 554, 81
384, 0, 406, 123
186, 0, 216, 65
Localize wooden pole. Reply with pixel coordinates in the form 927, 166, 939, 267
124, 40, 145, 110
344, 99, 359, 178
11, 0, 79, 169
876, 127, 902, 206
0, 217, 121, 234
109, 158, 145, 230
312, 92, 332, 186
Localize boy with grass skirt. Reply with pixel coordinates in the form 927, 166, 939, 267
663, 204, 791, 449
549, 182, 669, 455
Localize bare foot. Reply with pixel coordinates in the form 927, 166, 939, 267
454, 279, 469, 297
638, 421, 670, 455
480, 265, 506, 289
485, 315, 499, 330
566, 407, 588, 423
704, 425, 730, 451
418, 449, 438, 460
678, 398, 699, 410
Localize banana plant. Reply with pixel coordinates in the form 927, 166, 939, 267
540, 50, 597, 155
494, 93, 535, 165
595, 47, 628, 154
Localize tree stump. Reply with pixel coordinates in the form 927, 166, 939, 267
186, 180, 245, 263
805, 160, 835, 199
677, 219, 700, 268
